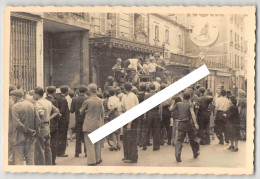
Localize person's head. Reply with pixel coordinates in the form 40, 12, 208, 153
195, 84, 201, 90
137, 56, 143, 64
78, 85, 87, 94
60, 85, 69, 95
149, 83, 156, 91
88, 83, 98, 95
9, 84, 17, 95
154, 52, 160, 60
97, 92, 103, 99
68, 90, 75, 98
187, 86, 194, 95
226, 90, 231, 99
156, 77, 161, 83
103, 91, 110, 99
238, 89, 246, 98
109, 88, 116, 96
47, 86, 56, 96
10, 90, 24, 103
33, 87, 44, 100
199, 87, 206, 95
230, 96, 237, 105
220, 89, 226, 97
115, 87, 122, 96
107, 76, 114, 84
116, 58, 122, 65
183, 92, 191, 101
139, 84, 147, 92
207, 90, 213, 96
145, 59, 150, 65
124, 82, 132, 93
16, 84, 22, 90
131, 86, 138, 94
160, 84, 167, 90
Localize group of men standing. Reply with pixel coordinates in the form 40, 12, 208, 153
9, 85, 77, 165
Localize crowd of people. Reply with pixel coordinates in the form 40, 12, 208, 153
8, 54, 247, 165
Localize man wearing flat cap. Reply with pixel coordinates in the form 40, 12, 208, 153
70, 85, 88, 158
56, 85, 70, 157
11, 90, 41, 165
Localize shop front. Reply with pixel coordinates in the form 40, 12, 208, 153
89, 36, 163, 89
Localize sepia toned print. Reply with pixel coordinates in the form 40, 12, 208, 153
3, 6, 255, 174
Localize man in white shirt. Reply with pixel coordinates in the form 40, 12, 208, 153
121, 83, 139, 163
107, 89, 121, 150
214, 89, 230, 145
33, 87, 59, 165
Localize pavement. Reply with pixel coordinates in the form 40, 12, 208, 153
56, 136, 246, 167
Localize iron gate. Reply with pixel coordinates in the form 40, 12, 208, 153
10, 16, 37, 90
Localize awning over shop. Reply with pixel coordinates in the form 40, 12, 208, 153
89, 36, 163, 54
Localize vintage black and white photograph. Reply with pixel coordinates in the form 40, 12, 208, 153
3, 6, 255, 174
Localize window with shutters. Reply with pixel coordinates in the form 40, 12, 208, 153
10, 16, 37, 90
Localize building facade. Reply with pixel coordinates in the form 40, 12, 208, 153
10, 12, 91, 90
184, 14, 247, 93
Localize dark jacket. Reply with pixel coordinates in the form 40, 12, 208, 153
56, 95, 70, 127
46, 95, 60, 133
70, 94, 88, 122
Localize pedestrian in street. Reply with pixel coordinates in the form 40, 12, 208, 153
45, 86, 61, 165
107, 88, 121, 151
67, 90, 76, 142
80, 83, 104, 166
237, 89, 247, 141
214, 89, 230, 145
11, 90, 41, 165
8, 85, 17, 165
169, 92, 200, 162
225, 96, 240, 152
171, 94, 182, 146
136, 84, 146, 147
56, 85, 70, 157
196, 87, 213, 145
142, 83, 161, 151
159, 84, 172, 145
33, 87, 60, 165
121, 82, 139, 163
104, 76, 116, 92
70, 85, 88, 158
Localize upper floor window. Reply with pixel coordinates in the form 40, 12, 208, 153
165, 29, 169, 43
155, 25, 159, 41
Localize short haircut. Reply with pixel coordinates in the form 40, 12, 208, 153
34, 87, 44, 97
139, 84, 147, 92
230, 96, 237, 105
78, 85, 87, 93
124, 82, 132, 92
109, 88, 115, 96
103, 91, 110, 98
149, 83, 156, 90
220, 89, 226, 96
9, 84, 17, 95
47, 86, 56, 94
60, 85, 69, 94
199, 87, 206, 94
183, 92, 191, 100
